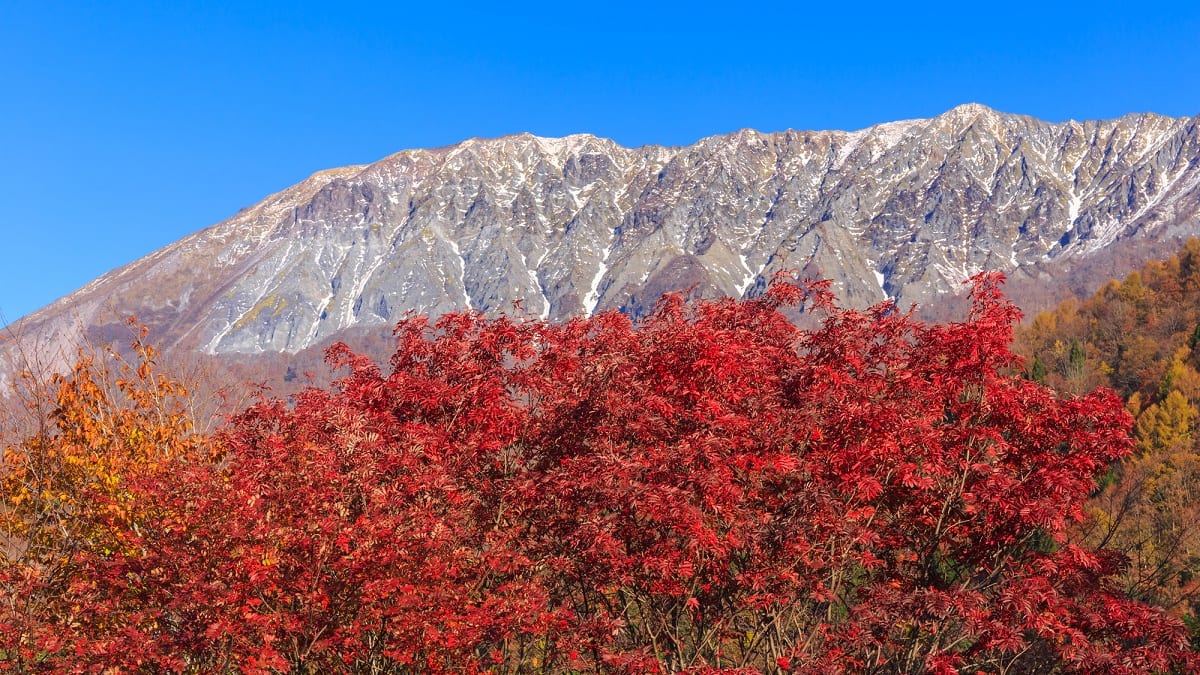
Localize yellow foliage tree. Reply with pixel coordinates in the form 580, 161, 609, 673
1135, 389, 1196, 457
0, 324, 211, 662
1160, 348, 1200, 402
1086, 384, 1200, 616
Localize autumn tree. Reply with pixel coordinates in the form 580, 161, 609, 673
2, 278, 1196, 673
1019, 240, 1200, 635
0, 323, 211, 668
1083, 358, 1200, 624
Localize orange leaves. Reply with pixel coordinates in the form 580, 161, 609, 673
1, 335, 204, 557
0, 327, 212, 670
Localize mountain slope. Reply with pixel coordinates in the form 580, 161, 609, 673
11, 104, 1200, 364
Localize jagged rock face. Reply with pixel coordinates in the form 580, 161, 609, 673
12, 104, 1200, 361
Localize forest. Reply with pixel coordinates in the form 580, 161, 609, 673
1, 265, 1199, 674
1018, 238, 1200, 642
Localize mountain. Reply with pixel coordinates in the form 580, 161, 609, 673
8, 104, 1200, 369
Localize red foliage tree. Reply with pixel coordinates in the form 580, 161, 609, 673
5, 274, 1196, 673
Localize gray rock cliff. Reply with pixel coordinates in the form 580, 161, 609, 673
10, 104, 1200, 365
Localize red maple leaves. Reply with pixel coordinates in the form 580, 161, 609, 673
2, 273, 1195, 672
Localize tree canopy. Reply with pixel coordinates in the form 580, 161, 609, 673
2, 274, 1195, 673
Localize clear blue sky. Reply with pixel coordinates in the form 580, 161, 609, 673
2, 1, 1198, 322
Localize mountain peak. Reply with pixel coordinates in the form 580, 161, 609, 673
7, 108, 1200, 367
945, 102, 999, 118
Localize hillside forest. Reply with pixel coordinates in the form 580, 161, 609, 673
1, 260, 1200, 673
1017, 238, 1200, 638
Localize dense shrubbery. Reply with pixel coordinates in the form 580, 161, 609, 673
1, 275, 1195, 673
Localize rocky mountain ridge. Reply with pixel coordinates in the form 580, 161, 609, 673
10, 104, 1200, 367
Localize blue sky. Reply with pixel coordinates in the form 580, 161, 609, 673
1, 1, 1198, 322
